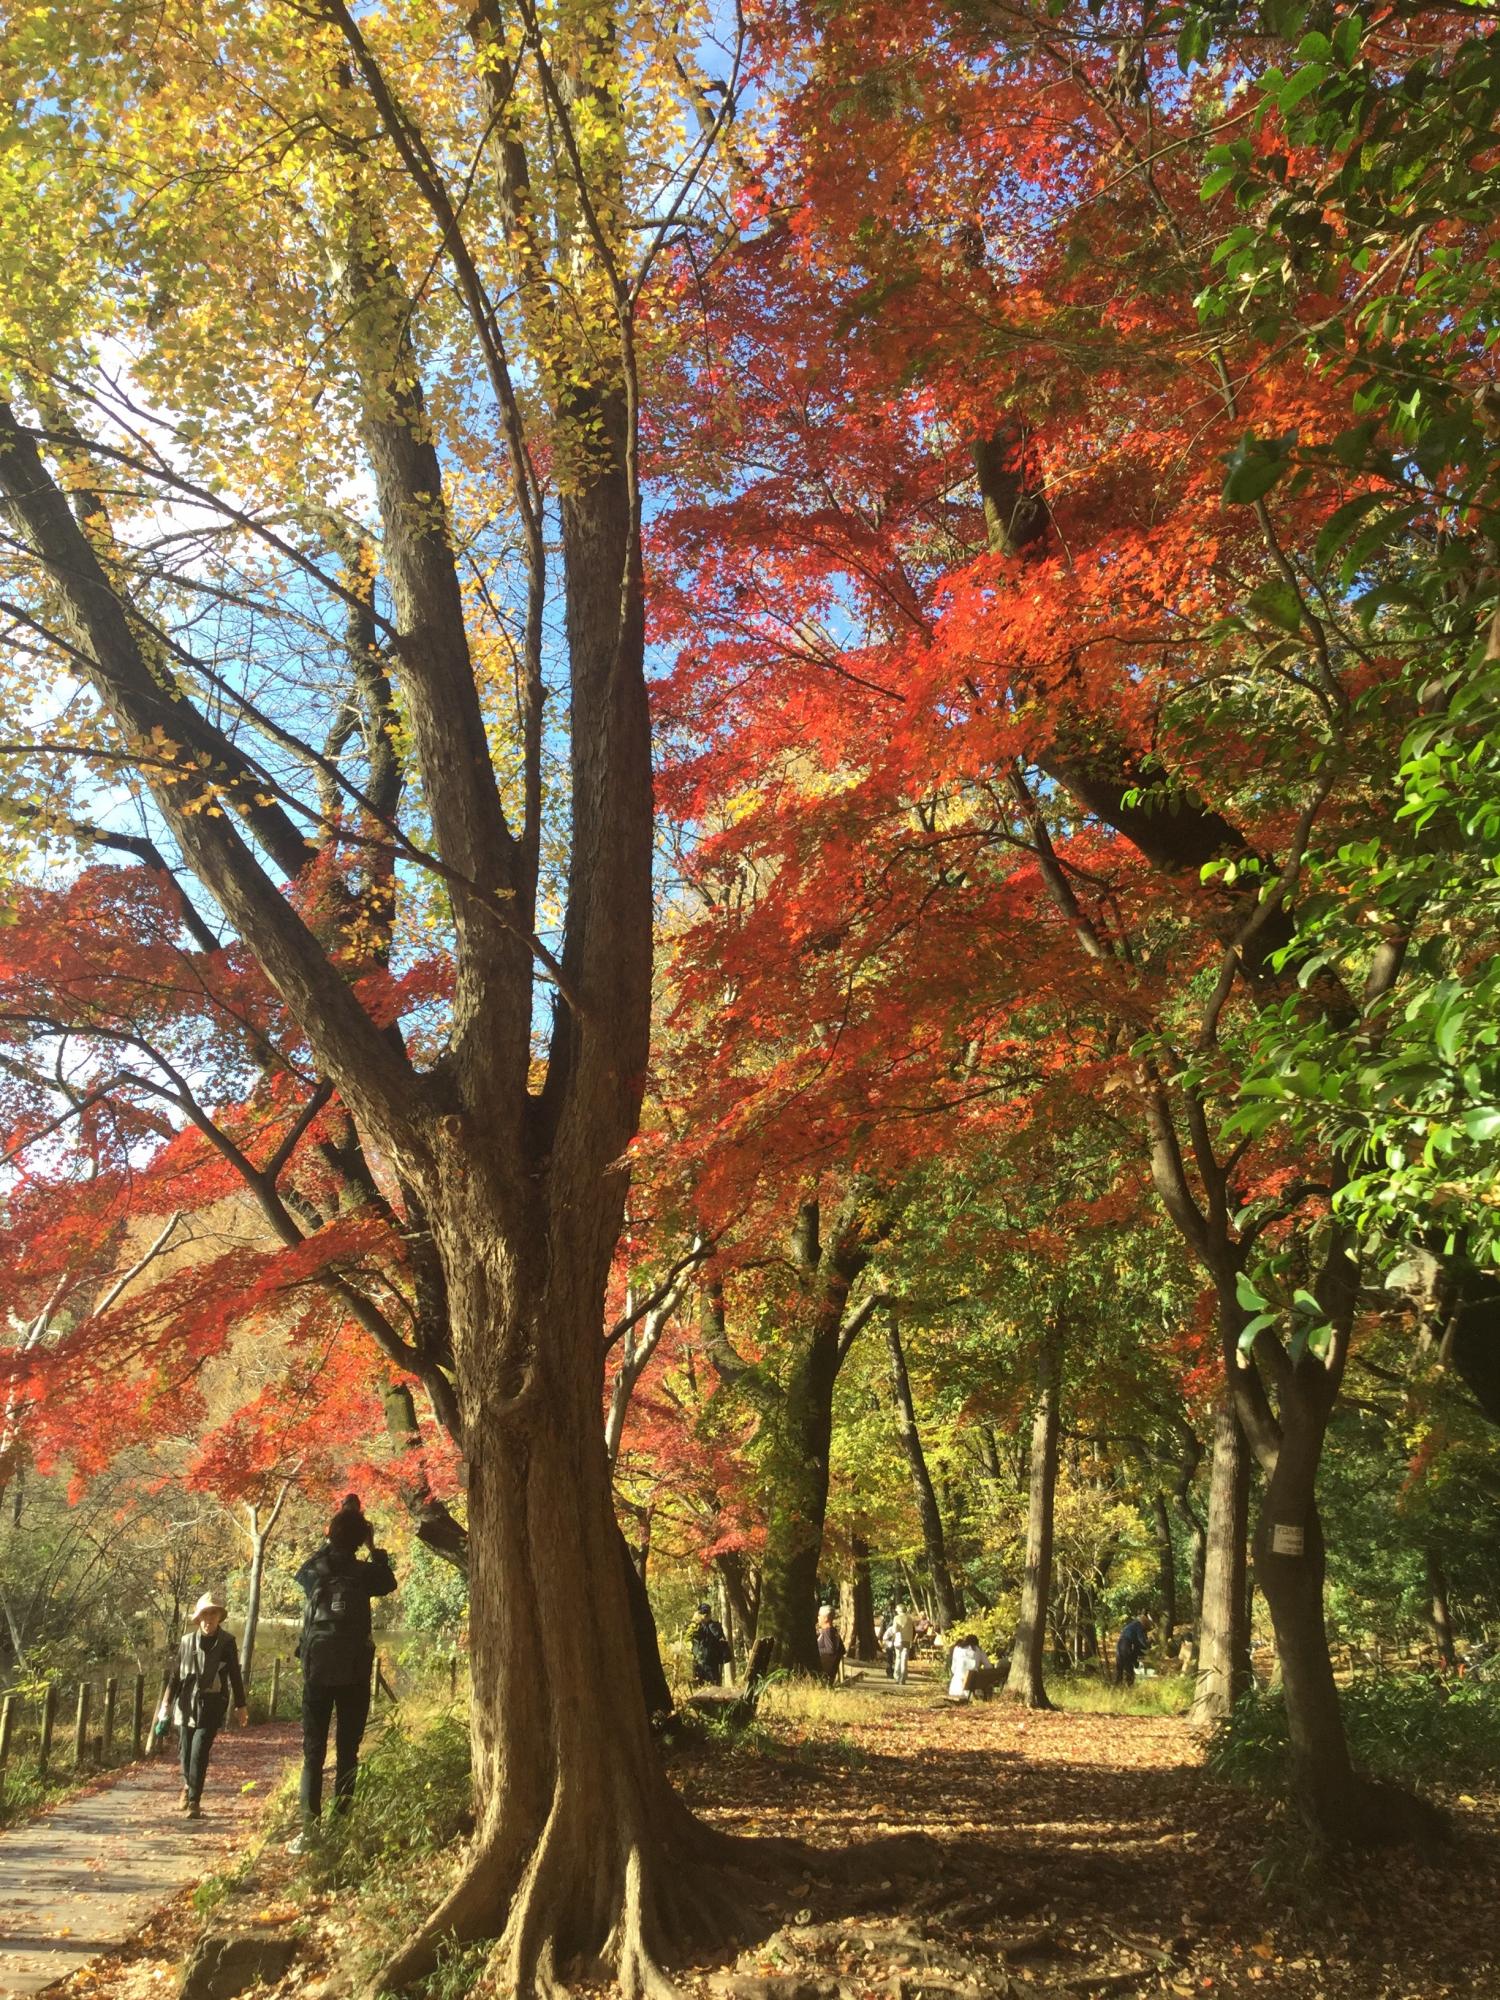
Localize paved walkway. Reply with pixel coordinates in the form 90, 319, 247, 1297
0, 1723, 299, 1996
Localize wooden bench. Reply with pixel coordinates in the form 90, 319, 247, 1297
962, 1666, 1002, 1701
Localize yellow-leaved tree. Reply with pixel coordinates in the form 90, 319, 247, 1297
0, 0, 761, 1989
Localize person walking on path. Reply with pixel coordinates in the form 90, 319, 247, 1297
888, 1603, 915, 1684
815, 1605, 846, 1686
688, 1602, 731, 1686
289, 1493, 396, 1849
166, 1592, 247, 1819
1114, 1611, 1151, 1688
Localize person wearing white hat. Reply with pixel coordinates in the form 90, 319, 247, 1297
165, 1591, 248, 1818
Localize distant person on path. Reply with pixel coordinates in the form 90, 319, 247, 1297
879, 1610, 898, 1679
1114, 1611, 1150, 1687
688, 1601, 731, 1686
167, 1591, 247, 1819
888, 1603, 915, 1684
947, 1632, 994, 1701
815, 1605, 846, 1685
289, 1493, 396, 1850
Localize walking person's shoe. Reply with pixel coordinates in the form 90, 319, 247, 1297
186, 1800, 202, 1819
179, 1785, 192, 1812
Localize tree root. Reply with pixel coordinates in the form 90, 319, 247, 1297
368, 1807, 809, 2000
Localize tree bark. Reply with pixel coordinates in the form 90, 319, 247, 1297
884, 1313, 961, 1628
1188, 1398, 1250, 1726
1251, 1397, 1361, 1837
715, 1552, 759, 1656
849, 1533, 879, 1660
1006, 1322, 1062, 1708
1425, 1546, 1456, 1670
239, 1479, 291, 1693
754, 1348, 841, 1676
1149, 1491, 1177, 1639
703, 1195, 886, 1677
1172, 1423, 1208, 1675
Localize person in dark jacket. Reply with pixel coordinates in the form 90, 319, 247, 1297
167, 1591, 247, 1818
688, 1602, 730, 1686
1114, 1612, 1151, 1687
289, 1494, 396, 1848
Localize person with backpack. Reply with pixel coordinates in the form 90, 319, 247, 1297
687, 1601, 731, 1686
166, 1591, 248, 1819
1114, 1611, 1151, 1688
289, 1493, 396, 1848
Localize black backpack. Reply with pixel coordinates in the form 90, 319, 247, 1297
300, 1554, 373, 1687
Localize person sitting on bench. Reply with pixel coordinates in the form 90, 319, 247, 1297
948, 1632, 995, 1700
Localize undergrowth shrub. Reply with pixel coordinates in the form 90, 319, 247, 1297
1208, 1675, 1500, 1790
1053, 1669, 1195, 1716
297, 1706, 472, 1892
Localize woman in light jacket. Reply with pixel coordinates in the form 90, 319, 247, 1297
166, 1591, 248, 1818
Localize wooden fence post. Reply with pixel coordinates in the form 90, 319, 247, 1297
0, 1694, 15, 1772
37, 1683, 56, 1776
131, 1674, 146, 1761
73, 1683, 91, 1769
269, 1656, 281, 1720
102, 1677, 118, 1763
448, 1654, 458, 1703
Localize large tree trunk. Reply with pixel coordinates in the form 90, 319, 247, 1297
884, 1314, 962, 1628
1006, 1323, 1061, 1708
754, 1349, 840, 1676
382, 1223, 751, 1995
1188, 1398, 1250, 1726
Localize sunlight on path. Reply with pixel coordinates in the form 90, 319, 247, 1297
0, 1724, 299, 1996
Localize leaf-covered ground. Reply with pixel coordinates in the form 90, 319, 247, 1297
16, 1669, 1497, 2000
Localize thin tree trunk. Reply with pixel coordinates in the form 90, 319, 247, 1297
1006, 1322, 1062, 1708
1150, 1491, 1178, 1638
1172, 1423, 1207, 1675
1252, 1399, 1362, 1836
977, 1426, 1003, 1484
1188, 1398, 1250, 1726
1425, 1546, 1456, 1669
884, 1313, 961, 1628
715, 1552, 758, 1654
240, 1477, 293, 1692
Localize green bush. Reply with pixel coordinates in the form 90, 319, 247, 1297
1207, 1674, 1500, 1790
296, 1706, 472, 1890
399, 1544, 469, 1646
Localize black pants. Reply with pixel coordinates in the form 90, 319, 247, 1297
179, 1722, 219, 1802
300, 1678, 372, 1820
1115, 1651, 1138, 1687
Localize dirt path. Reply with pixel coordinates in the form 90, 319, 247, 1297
0, 1723, 299, 1997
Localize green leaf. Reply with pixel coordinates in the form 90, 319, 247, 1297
1461, 1106, 1500, 1143
1223, 432, 1293, 506
1248, 578, 1305, 633
1236, 1270, 1268, 1312
1237, 1310, 1279, 1351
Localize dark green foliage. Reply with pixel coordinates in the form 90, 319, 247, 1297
1208, 1676, 1500, 1791
398, 1544, 469, 1647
